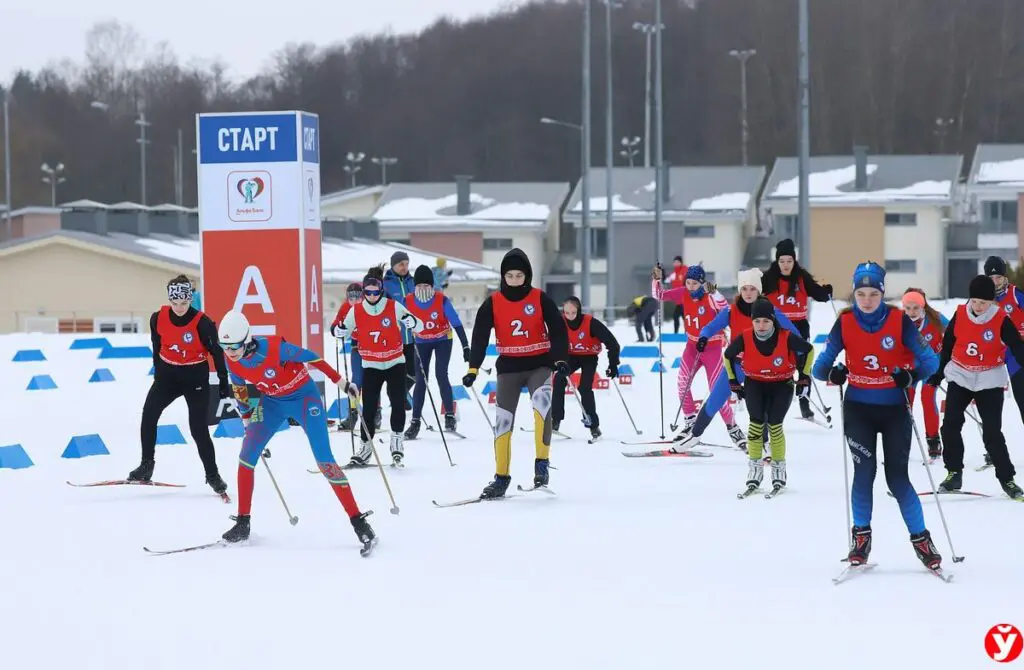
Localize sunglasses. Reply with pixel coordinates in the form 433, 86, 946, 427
363, 288, 382, 296
223, 341, 246, 351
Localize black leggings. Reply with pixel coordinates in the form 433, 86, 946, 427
361, 364, 408, 441
140, 364, 219, 474
551, 355, 600, 426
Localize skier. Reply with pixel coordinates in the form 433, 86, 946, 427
651, 263, 738, 436
403, 264, 470, 439
762, 238, 833, 420
724, 298, 814, 494
129, 275, 230, 495
984, 256, 1024, 428
330, 282, 364, 431
383, 251, 418, 403
339, 265, 425, 465
813, 261, 943, 570
900, 288, 947, 459
666, 255, 687, 333
672, 268, 802, 452
216, 310, 375, 550
551, 296, 622, 440
628, 295, 658, 342
464, 248, 569, 498
432, 256, 453, 291
930, 274, 1024, 499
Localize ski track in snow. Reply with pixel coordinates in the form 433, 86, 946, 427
0, 301, 1019, 669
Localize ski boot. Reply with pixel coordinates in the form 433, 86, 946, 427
205, 470, 228, 495
939, 470, 962, 492
222, 515, 251, 543
798, 396, 815, 420
127, 459, 154, 482
926, 435, 941, 460
847, 526, 872, 566
350, 511, 377, 554
390, 433, 404, 466
534, 458, 550, 488
404, 418, 421, 440
444, 413, 457, 432
727, 424, 748, 452
338, 408, 358, 431
480, 474, 512, 499
682, 413, 698, 431
671, 427, 699, 452
984, 452, 993, 467
769, 460, 787, 493
1000, 479, 1024, 500
589, 426, 602, 441
740, 458, 763, 495
552, 419, 561, 433
375, 407, 382, 430
349, 440, 373, 466
910, 530, 942, 570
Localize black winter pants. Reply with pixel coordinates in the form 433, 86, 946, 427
551, 355, 600, 427
941, 381, 1016, 482
141, 362, 219, 474
360, 364, 408, 441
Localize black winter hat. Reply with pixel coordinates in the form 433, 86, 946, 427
751, 297, 776, 321
775, 238, 796, 261
413, 264, 434, 286
969, 275, 996, 301
500, 248, 533, 285
390, 251, 410, 269
984, 256, 1008, 277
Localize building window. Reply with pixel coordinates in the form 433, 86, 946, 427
884, 212, 917, 226
684, 225, 715, 238
483, 238, 514, 250
95, 317, 143, 334
585, 229, 608, 259
884, 259, 917, 273
981, 201, 1018, 234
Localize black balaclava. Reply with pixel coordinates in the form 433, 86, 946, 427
563, 295, 584, 330
499, 248, 534, 302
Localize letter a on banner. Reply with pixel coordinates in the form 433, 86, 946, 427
234, 265, 277, 335
309, 265, 320, 315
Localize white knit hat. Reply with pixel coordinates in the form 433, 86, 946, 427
737, 268, 763, 293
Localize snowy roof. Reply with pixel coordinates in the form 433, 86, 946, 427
563, 166, 765, 220
148, 203, 198, 214
0, 230, 498, 285
968, 144, 1024, 189
373, 182, 569, 229
762, 154, 962, 204
320, 185, 386, 207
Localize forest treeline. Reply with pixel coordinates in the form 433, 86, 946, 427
1, 0, 1021, 208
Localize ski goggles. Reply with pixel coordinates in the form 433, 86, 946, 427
222, 341, 246, 351
167, 282, 193, 302
363, 286, 383, 297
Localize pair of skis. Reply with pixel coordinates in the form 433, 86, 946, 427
66, 479, 231, 504
832, 562, 953, 585
737, 484, 785, 500
432, 484, 556, 508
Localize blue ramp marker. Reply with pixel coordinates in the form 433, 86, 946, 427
618, 364, 634, 376
89, 368, 116, 383
452, 386, 471, 401
0, 444, 33, 469
12, 349, 46, 362
671, 357, 682, 368
620, 345, 660, 358
214, 418, 246, 438
26, 375, 57, 390
650, 361, 667, 373
148, 366, 155, 376
813, 333, 828, 344
485, 344, 498, 356
99, 346, 152, 359
659, 333, 688, 343
482, 380, 497, 395
62, 434, 110, 459
156, 424, 186, 445
70, 337, 111, 350
326, 398, 347, 419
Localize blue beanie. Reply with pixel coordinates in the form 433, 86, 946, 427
685, 265, 706, 283
852, 261, 885, 292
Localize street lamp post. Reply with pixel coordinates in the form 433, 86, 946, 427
602, 0, 621, 321
344, 152, 366, 187
371, 156, 398, 185
632, 22, 661, 169
581, 0, 593, 308
41, 162, 66, 207
2, 88, 11, 238
797, 0, 811, 268
654, 0, 665, 261
92, 100, 151, 205
728, 49, 757, 166
620, 136, 641, 166
541, 116, 590, 306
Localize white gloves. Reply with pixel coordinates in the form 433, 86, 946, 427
331, 323, 348, 339
340, 380, 359, 397
400, 313, 418, 329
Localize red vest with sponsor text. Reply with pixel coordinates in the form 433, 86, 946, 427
768, 276, 808, 321
742, 329, 796, 382
566, 314, 602, 356
354, 300, 404, 363
840, 307, 905, 389
157, 306, 208, 366
404, 293, 450, 341
682, 292, 723, 343
493, 288, 550, 357
226, 336, 310, 397
950, 304, 1007, 372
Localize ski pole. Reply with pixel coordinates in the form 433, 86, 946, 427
656, 290, 665, 439
837, 385, 853, 552
904, 388, 965, 563
470, 381, 495, 433
413, 343, 455, 466
611, 377, 642, 434
567, 377, 592, 427
353, 397, 400, 515
335, 344, 345, 432
340, 342, 356, 456
260, 454, 298, 526
668, 404, 683, 431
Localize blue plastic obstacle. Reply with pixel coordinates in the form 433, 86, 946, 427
620, 345, 660, 359
89, 368, 116, 383
214, 418, 246, 438
156, 424, 186, 445
618, 364, 635, 376
650, 361, 667, 373
26, 375, 57, 390
452, 386, 471, 401
671, 357, 682, 368
659, 333, 688, 343
485, 344, 498, 357
12, 349, 46, 362
62, 434, 110, 459
0, 444, 33, 469
482, 380, 498, 395
326, 397, 346, 419
69, 337, 111, 350
813, 333, 828, 344
148, 366, 155, 376
99, 346, 152, 359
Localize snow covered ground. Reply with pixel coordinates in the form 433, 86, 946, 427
1, 300, 1021, 669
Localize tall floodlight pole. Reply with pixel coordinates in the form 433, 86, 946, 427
654, 0, 664, 262
797, 0, 811, 267
2, 89, 11, 238
581, 0, 592, 307
632, 23, 657, 168
729, 49, 756, 166
604, 0, 619, 321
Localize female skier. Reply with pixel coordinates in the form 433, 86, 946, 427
812, 262, 943, 571
464, 248, 569, 498
723, 298, 814, 495
900, 288, 947, 459
672, 268, 802, 452
128, 275, 230, 496
651, 263, 737, 436
930, 275, 1024, 499
216, 310, 376, 552
985, 256, 1024, 430
551, 296, 622, 440
403, 264, 470, 439
330, 282, 365, 431
339, 265, 424, 466
762, 238, 833, 419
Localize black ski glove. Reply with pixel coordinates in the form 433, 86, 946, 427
218, 380, 232, 399
553, 360, 570, 379
695, 336, 708, 352
606, 362, 619, 379
795, 377, 810, 398
729, 380, 745, 401
926, 372, 943, 387
462, 370, 477, 387
822, 284, 834, 297
828, 364, 848, 386
462, 346, 471, 363
891, 368, 913, 389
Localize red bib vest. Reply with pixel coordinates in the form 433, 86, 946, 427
998, 284, 1024, 337
728, 302, 753, 344
768, 276, 808, 321
840, 307, 905, 389
354, 300, 404, 363
682, 293, 723, 343
493, 288, 550, 357
157, 306, 208, 366
742, 329, 796, 382
566, 314, 602, 356
951, 304, 1007, 372
226, 336, 310, 397
405, 293, 450, 341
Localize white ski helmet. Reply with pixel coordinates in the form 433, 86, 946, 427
218, 310, 252, 347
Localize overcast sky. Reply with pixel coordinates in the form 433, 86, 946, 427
1, 0, 528, 83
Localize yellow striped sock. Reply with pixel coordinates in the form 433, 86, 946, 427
769, 424, 786, 461
747, 422, 764, 460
